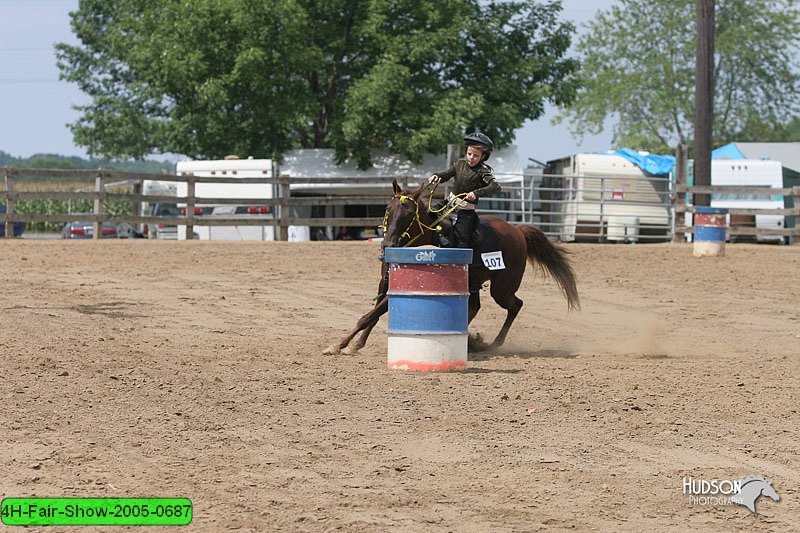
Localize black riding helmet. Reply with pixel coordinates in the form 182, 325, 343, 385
464, 132, 494, 161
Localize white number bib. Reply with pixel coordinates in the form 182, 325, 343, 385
481, 251, 506, 270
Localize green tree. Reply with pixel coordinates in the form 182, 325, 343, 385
785, 117, 800, 141
558, 0, 800, 153
0, 150, 17, 166
56, 0, 579, 168
730, 114, 800, 142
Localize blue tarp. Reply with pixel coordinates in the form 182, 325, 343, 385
711, 143, 746, 160
604, 148, 676, 176
598, 144, 750, 175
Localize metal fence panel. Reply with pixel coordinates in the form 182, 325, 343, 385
476, 173, 675, 243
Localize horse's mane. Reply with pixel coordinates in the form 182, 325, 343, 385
739, 476, 768, 487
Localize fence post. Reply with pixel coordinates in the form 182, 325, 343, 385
132, 180, 142, 231
186, 176, 195, 240
276, 175, 290, 241
93, 172, 104, 240
792, 186, 800, 245
598, 176, 606, 242
447, 144, 460, 168
4, 168, 14, 239
673, 143, 688, 242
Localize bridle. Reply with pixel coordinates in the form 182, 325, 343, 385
379, 193, 433, 247
379, 184, 468, 248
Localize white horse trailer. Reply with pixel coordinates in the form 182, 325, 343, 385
542, 153, 672, 242
699, 159, 785, 243
176, 158, 276, 240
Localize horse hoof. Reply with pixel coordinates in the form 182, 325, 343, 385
341, 346, 360, 355
468, 333, 489, 352
323, 345, 341, 355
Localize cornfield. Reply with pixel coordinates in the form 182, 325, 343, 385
3, 180, 135, 233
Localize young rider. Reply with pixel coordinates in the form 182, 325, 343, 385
427, 132, 501, 249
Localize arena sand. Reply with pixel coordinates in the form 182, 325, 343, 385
1, 240, 798, 531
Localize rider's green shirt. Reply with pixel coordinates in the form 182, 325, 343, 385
435, 160, 501, 204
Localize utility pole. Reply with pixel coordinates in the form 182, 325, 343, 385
693, 0, 715, 207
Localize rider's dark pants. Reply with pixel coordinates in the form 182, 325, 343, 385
454, 209, 478, 248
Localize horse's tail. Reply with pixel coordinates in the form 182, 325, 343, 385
519, 225, 580, 311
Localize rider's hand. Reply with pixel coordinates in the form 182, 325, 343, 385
428, 175, 439, 185
466, 192, 477, 202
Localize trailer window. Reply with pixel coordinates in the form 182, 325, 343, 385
713, 186, 772, 201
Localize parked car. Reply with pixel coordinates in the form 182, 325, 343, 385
61, 220, 133, 239
145, 202, 179, 240
0, 204, 25, 237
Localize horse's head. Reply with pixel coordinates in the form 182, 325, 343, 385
381, 179, 430, 248
761, 480, 780, 502
735, 476, 781, 513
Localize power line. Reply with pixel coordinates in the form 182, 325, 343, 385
0, 47, 55, 52
0, 78, 62, 83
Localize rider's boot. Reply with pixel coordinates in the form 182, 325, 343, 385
469, 277, 483, 295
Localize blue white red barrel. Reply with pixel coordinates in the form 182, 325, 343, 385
693, 206, 728, 257
384, 247, 472, 371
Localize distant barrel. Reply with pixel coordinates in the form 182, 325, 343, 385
384, 247, 472, 371
693, 207, 728, 257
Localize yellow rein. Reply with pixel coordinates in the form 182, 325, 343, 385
379, 184, 468, 247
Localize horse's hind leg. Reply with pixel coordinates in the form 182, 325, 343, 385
467, 290, 494, 352
468, 290, 481, 323
489, 285, 523, 348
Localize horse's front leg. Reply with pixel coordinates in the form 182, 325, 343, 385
374, 262, 390, 301
323, 296, 389, 355
342, 296, 389, 354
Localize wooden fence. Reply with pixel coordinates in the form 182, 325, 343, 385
2, 167, 419, 239
674, 183, 800, 240
5, 166, 799, 241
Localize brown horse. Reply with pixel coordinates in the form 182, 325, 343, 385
323, 179, 579, 355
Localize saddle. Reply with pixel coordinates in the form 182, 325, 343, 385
434, 211, 501, 266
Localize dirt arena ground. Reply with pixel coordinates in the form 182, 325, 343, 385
1, 239, 798, 531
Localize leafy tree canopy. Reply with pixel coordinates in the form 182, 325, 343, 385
56, 0, 579, 168
783, 117, 800, 142
730, 115, 800, 143
558, 0, 800, 154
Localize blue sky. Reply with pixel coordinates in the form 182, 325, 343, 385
0, 0, 615, 164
